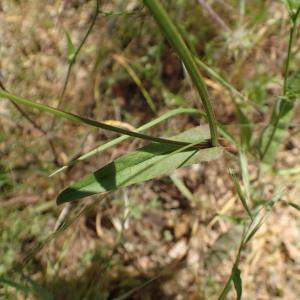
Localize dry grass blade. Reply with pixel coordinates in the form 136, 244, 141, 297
113, 54, 156, 112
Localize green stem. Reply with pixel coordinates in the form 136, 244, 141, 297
261, 4, 300, 161
283, 5, 300, 94
143, 0, 218, 146
60, 0, 101, 103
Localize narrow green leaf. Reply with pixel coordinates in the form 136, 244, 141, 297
287, 201, 300, 211
195, 58, 246, 102
239, 151, 251, 204
242, 186, 283, 245
170, 173, 194, 202
218, 277, 232, 300
64, 29, 76, 63
229, 170, 252, 220
143, 0, 218, 146
218, 124, 238, 146
237, 107, 252, 151
232, 266, 242, 300
283, 0, 295, 15
276, 166, 300, 176
57, 126, 221, 204
243, 210, 266, 245
0, 90, 199, 148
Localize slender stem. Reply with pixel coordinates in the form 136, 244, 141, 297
51, 0, 101, 132
143, 0, 218, 146
283, 5, 300, 94
283, 29, 295, 94
0, 90, 212, 149
261, 4, 300, 160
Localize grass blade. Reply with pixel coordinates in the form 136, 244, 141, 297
0, 90, 202, 148
64, 29, 76, 63
229, 169, 252, 220
195, 58, 246, 102
287, 201, 300, 211
170, 173, 194, 202
143, 0, 218, 146
239, 151, 251, 203
218, 277, 232, 300
232, 266, 242, 300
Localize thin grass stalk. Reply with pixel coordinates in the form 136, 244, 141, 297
143, 0, 218, 146
51, 0, 101, 130
261, 4, 300, 160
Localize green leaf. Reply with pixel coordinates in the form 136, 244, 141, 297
239, 151, 251, 205
276, 166, 300, 176
170, 173, 194, 202
283, 0, 300, 19
237, 107, 252, 151
0, 90, 198, 148
229, 169, 252, 220
64, 29, 76, 63
50, 108, 204, 176
195, 58, 247, 103
57, 126, 221, 204
218, 124, 238, 146
287, 201, 300, 211
232, 266, 242, 300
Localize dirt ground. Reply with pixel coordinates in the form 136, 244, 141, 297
0, 1, 300, 299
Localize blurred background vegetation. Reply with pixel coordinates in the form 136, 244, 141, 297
0, 0, 300, 299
